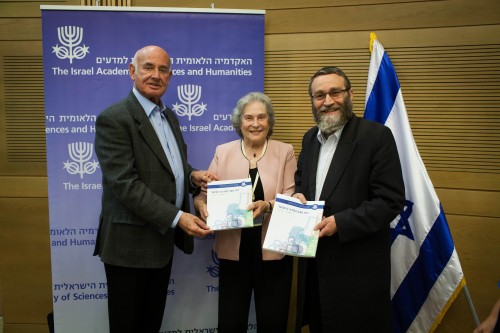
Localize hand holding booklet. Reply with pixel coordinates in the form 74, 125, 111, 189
263, 193, 324, 257
206, 178, 254, 230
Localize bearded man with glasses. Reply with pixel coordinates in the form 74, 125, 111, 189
293, 66, 405, 333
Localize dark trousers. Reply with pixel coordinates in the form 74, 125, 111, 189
305, 260, 323, 333
104, 261, 173, 333
218, 255, 293, 333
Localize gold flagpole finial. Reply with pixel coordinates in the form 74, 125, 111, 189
369, 32, 378, 53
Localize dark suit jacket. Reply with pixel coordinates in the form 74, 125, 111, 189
295, 115, 405, 332
93, 91, 195, 269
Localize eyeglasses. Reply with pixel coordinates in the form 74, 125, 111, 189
311, 88, 349, 102
242, 114, 268, 123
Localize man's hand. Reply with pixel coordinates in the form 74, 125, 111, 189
191, 170, 219, 190
292, 193, 336, 237
292, 192, 307, 204
314, 215, 337, 237
177, 212, 213, 238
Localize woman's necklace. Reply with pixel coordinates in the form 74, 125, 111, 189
241, 139, 268, 160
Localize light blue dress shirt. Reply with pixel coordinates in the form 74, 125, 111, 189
315, 126, 344, 200
133, 87, 184, 228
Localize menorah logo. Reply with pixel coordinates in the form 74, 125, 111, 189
172, 84, 207, 121
63, 142, 99, 179
52, 26, 90, 64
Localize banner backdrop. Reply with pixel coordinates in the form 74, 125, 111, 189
41, 6, 264, 332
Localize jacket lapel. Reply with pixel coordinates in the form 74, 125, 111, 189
307, 129, 322, 199
128, 92, 173, 174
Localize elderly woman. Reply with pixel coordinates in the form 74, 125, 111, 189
195, 92, 297, 332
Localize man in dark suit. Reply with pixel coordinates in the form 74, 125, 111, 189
93, 45, 217, 333
293, 66, 405, 332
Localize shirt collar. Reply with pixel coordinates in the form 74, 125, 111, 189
132, 87, 166, 117
316, 125, 344, 145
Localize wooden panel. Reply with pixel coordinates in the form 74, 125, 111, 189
449, 215, 500, 274
437, 189, 500, 218
0, 198, 52, 324
4, 56, 46, 163
429, 170, 500, 191
0, 18, 42, 41
265, 0, 500, 34
0, 177, 47, 198
0, 41, 46, 175
0, 1, 69, 18
266, 25, 500, 50
2, 324, 50, 333
0, 42, 43, 56
136, 0, 436, 10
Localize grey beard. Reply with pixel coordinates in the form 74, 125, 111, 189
317, 113, 343, 136
314, 97, 353, 137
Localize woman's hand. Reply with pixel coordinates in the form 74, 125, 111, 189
193, 192, 208, 221
247, 200, 272, 219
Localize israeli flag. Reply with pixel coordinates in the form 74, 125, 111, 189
364, 33, 465, 332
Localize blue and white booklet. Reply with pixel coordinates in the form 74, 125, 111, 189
263, 194, 323, 257
207, 178, 254, 230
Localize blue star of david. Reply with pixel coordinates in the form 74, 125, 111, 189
391, 200, 414, 244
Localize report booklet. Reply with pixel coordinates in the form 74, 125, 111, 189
207, 178, 254, 230
263, 194, 324, 257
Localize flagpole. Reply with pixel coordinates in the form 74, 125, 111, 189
463, 285, 480, 326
